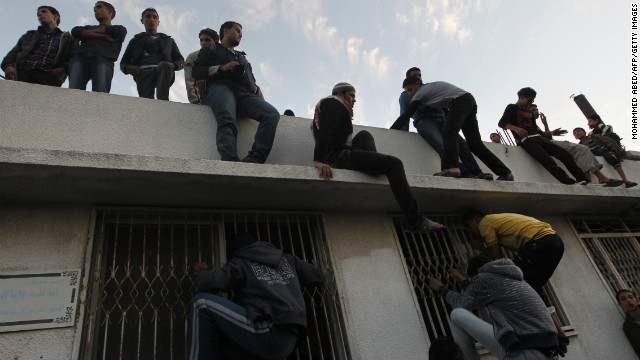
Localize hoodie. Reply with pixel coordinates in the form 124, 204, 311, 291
445, 259, 558, 351
196, 242, 325, 330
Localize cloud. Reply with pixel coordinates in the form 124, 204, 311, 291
258, 62, 283, 87
233, 0, 278, 28
395, 13, 409, 25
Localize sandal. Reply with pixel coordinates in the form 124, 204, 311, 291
473, 173, 494, 180
406, 218, 446, 234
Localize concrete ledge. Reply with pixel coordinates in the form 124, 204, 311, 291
1, 146, 638, 215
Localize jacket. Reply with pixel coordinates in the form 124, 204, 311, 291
623, 314, 640, 357
444, 259, 558, 351
196, 242, 326, 330
1, 27, 75, 72
312, 97, 353, 165
119, 32, 184, 74
192, 44, 258, 95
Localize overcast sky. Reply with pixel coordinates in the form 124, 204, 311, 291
2, 0, 638, 151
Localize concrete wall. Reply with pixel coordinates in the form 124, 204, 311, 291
0, 204, 92, 360
2, 81, 640, 360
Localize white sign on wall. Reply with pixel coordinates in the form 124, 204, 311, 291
0, 270, 81, 332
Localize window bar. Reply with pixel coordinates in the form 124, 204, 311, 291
275, 215, 285, 250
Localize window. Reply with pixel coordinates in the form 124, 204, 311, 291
78, 209, 350, 360
569, 217, 640, 297
392, 215, 574, 343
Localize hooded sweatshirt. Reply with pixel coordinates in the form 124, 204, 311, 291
195, 242, 326, 330
444, 259, 558, 351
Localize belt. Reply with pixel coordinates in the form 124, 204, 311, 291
520, 134, 541, 142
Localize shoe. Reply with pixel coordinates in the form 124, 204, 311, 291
603, 179, 625, 187
626, 181, 638, 188
406, 218, 446, 234
477, 173, 494, 180
433, 170, 460, 178
242, 154, 266, 164
496, 173, 514, 181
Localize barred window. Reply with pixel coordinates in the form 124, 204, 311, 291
569, 217, 640, 297
392, 215, 575, 344
78, 209, 350, 360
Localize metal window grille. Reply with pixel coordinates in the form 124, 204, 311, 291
78, 209, 350, 360
569, 217, 640, 297
392, 215, 574, 343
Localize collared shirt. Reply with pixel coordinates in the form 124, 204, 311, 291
479, 213, 556, 250
24, 27, 62, 70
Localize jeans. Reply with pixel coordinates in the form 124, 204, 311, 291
521, 136, 588, 184
133, 61, 175, 100
188, 293, 298, 360
207, 84, 280, 161
414, 117, 483, 176
68, 53, 114, 93
336, 131, 424, 229
17, 69, 61, 87
513, 233, 564, 306
442, 93, 511, 176
450, 308, 553, 360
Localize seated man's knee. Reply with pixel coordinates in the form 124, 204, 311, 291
450, 308, 473, 325
157, 61, 173, 71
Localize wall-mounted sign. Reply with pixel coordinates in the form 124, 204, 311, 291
0, 270, 81, 332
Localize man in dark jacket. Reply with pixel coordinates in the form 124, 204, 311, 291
120, 7, 183, 100
428, 257, 559, 360
188, 233, 325, 360
69, 1, 127, 93
193, 21, 280, 163
312, 82, 444, 233
2, 6, 75, 87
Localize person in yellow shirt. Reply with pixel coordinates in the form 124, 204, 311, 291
461, 209, 569, 351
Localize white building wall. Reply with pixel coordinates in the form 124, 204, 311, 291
0, 204, 91, 359
1, 81, 640, 359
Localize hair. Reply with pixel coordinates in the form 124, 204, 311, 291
38, 5, 60, 25
96, 1, 116, 19
402, 76, 421, 88
405, 67, 420, 78
517, 87, 537, 98
467, 255, 492, 277
616, 289, 635, 302
490, 132, 500, 137
198, 28, 219, 42
428, 336, 463, 360
141, 7, 158, 19
573, 127, 586, 135
461, 208, 484, 224
219, 21, 242, 41
588, 114, 602, 122
283, 109, 295, 116
226, 232, 257, 259
530, 103, 537, 108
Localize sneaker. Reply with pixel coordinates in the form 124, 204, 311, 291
406, 218, 445, 234
242, 154, 266, 164
603, 179, 625, 187
626, 181, 638, 188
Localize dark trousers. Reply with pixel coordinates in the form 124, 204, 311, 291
514, 233, 564, 306
336, 131, 423, 228
592, 146, 622, 168
18, 69, 62, 87
442, 93, 511, 176
521, 136, 589, 184
134, 61, 175, 100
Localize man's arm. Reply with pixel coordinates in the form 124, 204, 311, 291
390, 100, 419, 130
291, 255, 326, 288
184, 52, 198, 103
2, 33, 28, 78
313, 99, 344, 179
427, 276, 490, 310
170, 38, 184, 71
498, 104, 530, 138
194, 260, 243, 292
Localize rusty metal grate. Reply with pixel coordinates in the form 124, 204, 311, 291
393, 215, 574, 342
79, 209, 350, 360
569, 217, 640, 297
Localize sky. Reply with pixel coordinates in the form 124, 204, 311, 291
2, 0, 639, 151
